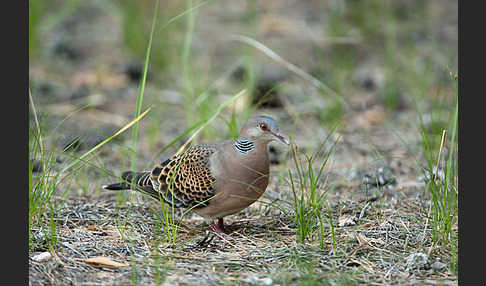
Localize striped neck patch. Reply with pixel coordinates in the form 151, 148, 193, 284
234, 139, 255, 155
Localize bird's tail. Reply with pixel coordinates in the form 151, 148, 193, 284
102, 171, 150, 191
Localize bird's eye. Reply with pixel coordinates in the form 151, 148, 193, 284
259, 123, 268, 131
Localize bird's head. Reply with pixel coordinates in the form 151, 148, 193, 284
239, 115, 290, 145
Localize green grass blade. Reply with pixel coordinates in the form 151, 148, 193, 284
130, 0, 160, 172
59, 107, 152, 176
156, 0, 213, 34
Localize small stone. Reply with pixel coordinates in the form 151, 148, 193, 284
262, 277, 273, 285
406, 252, 429, 270
353, 64, 385, 91
122, 61, 151, 83
420, 166, 445, 182
362, 166, 396, 188
161, 278, 176, 286
431, 261, 447, 271
34, 230, 46, 244
31, 252, 52, 262
243, 275, 259, 285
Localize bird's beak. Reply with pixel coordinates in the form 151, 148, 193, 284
271, 132, 290, 145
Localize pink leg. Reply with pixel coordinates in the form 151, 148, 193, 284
209, 218, 226, 233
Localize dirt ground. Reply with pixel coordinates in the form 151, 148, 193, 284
29, 1, 458, 285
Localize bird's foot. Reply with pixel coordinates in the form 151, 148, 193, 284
209, 218, 227, 234
210, 218, 234, 241
196, 231, 215, 247
196, 218, 232, 247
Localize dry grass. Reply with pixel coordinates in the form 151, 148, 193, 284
29, 176, 457, 285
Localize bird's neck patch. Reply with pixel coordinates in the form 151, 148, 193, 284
234, 139, 255, 155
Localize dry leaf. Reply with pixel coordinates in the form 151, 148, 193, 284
353, 106, 386, 130
84, 256, 129, 267
355, 233, 369, 246
102, 225, 122, 240
367, 236, 385, 245
338, 214, 357, 227
259, 14, 296, 36
86, 225, 99, 231
354, 233, 384, 246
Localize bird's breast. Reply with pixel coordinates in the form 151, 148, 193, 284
195, 142, 271, 219
217, 146, 269, 195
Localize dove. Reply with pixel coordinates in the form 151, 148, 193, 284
103, 115, 289, 233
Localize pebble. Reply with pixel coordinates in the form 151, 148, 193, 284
431, 261, 447, 271
243, 276, 259, 284
406, 252, 429, 270
31, 252, 52, 262
362, 166, 396, 188
262, 277, 273, 285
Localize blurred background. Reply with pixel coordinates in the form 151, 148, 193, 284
29, 0, 457, 199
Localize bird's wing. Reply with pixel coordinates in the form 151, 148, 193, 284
150, 144, 217, 208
